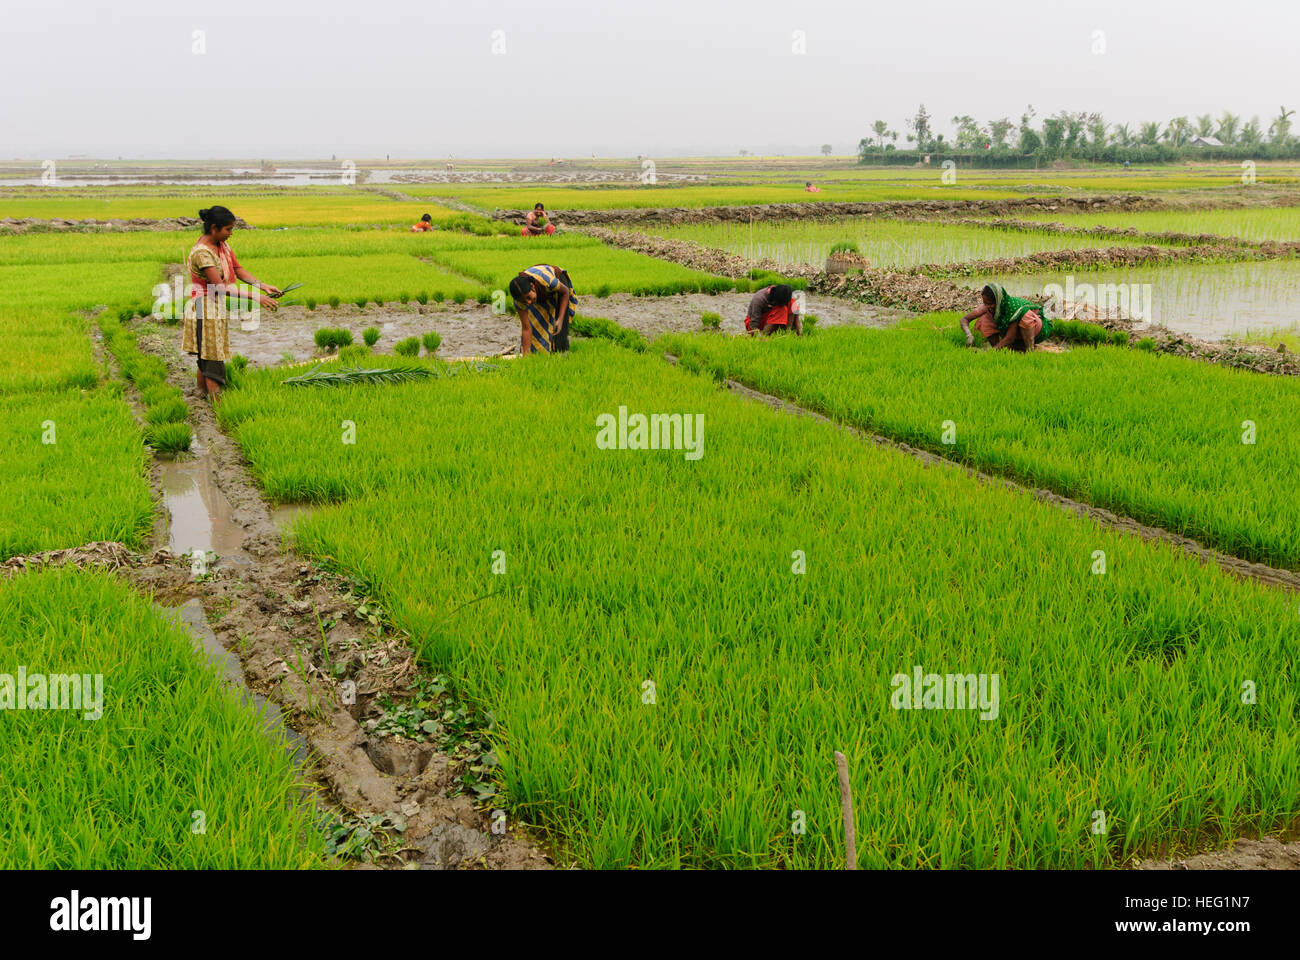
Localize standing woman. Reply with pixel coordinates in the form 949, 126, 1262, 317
183, 206, 280, 398
508, 264, 576, 354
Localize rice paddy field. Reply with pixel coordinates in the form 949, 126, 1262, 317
988, 206, 1300, 242
625, 218, 1173, 270
2, 160, 1299, 874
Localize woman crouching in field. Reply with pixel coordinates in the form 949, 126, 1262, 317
509, 264, 576, 354
961, 283, 1053, 351
183, 205, 280, 398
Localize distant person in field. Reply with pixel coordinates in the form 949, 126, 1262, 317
184, 205, 280, 398
509, 265, 576, 354
804, 181, 821, 193
522, 202, 556, 237
961, 283, 1053, 351
410, 213, 434, 232
745, 283, 803, 336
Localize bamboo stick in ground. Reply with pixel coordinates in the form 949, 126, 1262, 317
834, 750, 856, 870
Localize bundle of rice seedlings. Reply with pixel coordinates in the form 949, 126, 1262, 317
363, 326, 381, 347
422, 331, 442, 354
394, 337, 421, 357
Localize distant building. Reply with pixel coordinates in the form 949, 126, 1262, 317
1188, 135, 1224, 148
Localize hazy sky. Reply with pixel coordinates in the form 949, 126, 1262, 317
3, 0, 1296, 159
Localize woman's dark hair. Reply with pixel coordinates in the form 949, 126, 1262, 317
981, 284, 996, 302
769, 284, 793, 306
805, 181, 812, 187
420, 213, 432, 223
198, 205, 236, 233
534, 202, 545, 210
508, 275, 534, 301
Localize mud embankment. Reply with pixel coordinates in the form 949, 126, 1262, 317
0, 216, 251, 234
498, 194, 1161, 226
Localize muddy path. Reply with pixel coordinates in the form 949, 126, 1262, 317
0, 215, 250, 234
495, 194, 1162, 226
14, 315, 557, 870
159, 263, 906, 366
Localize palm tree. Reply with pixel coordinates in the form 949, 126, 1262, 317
1195, 114, 1215, 137
1163, 117, 1190, 148
1216, 112, 1241, 146
1239, 117, 1264, 147
1111, 123, 1133, 147
1139, 121, 1162, 146
1269, 106, 1296, 145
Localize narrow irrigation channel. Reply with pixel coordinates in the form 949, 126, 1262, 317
98, 316, 555, 870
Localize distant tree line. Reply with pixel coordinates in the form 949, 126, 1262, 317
858, 104, 1300, 165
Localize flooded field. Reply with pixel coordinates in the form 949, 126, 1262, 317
961, 258, 1300, 340
627, 217, 1171, 269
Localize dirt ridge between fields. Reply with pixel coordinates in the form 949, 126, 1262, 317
0, 216, 252, 234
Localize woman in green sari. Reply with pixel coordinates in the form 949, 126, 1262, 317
960, 283, 1053, 351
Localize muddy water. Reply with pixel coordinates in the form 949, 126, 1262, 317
270, 503, 322, 530
232, 291, 908, 367
159, 438, 249, 565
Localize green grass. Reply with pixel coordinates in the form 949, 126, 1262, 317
0, 390, 153, 558
0, 566, 324, 868
627, 218, 1172, 270
215, 341, 1300, 868
660, 319, 1300, 569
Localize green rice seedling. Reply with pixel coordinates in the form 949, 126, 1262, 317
393, 337, 420, 357
595, 283, 611, 298
803, 314, 819, 331
399, 292, 410, 304
699, 311, 721, 330
0, 391, 152, 557
145, 421, 192, 453
1052, 320, 1112, 346
421, 331, 442, 354
144, 397, 188, 425
1110, 330, 1130, 346
354, 297, 368, 308
1136, 337, 1157, 352
338, 344, 372, 364
452, 292, 467, 305
306, 297, 318, 310
216, 342, 1300, 869
660, 319, 1300, 568
570, 315, 647, 352
363, 326, 381, 347
0, 567, 325, 867
432, 291, 445, 303
314, 328, 335, 350
828, 240, 859, 256
141, 383, 183, 407
229, 354, 250, 375
371, 295, 384, 307
329, 295, 341, 309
